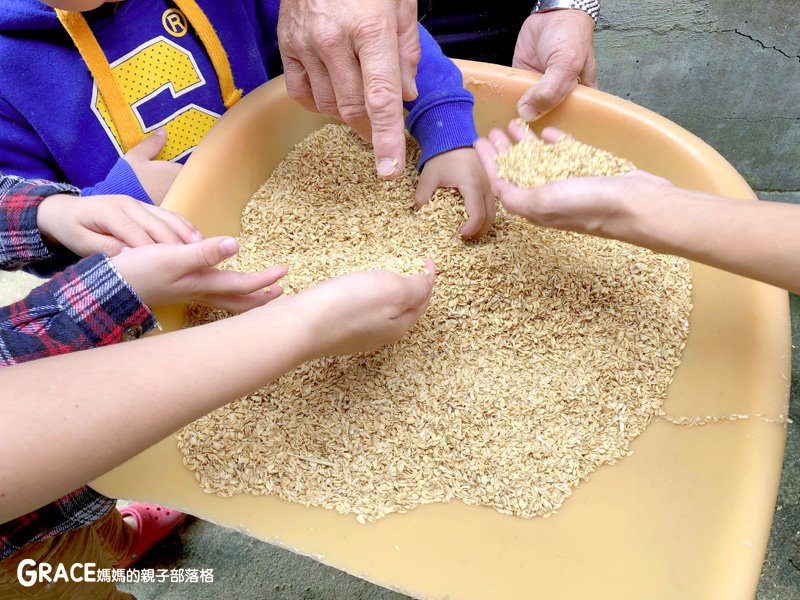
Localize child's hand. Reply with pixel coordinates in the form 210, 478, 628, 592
110, 237, 286, 313
281, 259, 436, 358
124, 128, 183, 205
37, 193, 202, 258
416, 148, 496, 239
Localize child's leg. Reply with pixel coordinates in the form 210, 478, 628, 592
0, 508, 135, 599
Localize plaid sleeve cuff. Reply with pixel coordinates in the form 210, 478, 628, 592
50, 254, 158, 347
0, 176, 79, 271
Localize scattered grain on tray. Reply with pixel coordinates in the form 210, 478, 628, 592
464, 77, 504, 96
178, 124, 692, 522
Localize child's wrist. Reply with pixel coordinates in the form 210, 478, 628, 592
611, 185, 680, 249
247, 298, 322, 363
35, 193, 71, 248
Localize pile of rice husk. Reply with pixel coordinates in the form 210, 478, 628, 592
178, 124, 692, 523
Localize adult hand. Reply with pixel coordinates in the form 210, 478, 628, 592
513, 10, 597, 121
111, 237, 287, 313
124, 128, 183, 205
475, 121, 675, 237
37, 193, 202, 258
285, 260, 436, 358
278, 0, 420, 179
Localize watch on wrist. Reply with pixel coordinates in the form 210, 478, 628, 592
532, 0, 600, 23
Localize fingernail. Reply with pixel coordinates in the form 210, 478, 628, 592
219, 237, 238, 253
512, 117, 530, 132
409, 81, 419, 100
153, 127, 166, 137
377, 158, 398, 178
191, 231, 204, 242
518, 104, 539, 122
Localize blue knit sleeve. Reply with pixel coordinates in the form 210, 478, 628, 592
404, 24, 479, 170
82, 157, 153, 205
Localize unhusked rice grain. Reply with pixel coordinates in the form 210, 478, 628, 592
496, 131, 637, 187
177, 124, 692, 522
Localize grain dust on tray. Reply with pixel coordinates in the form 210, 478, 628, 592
178, 124, 693, 523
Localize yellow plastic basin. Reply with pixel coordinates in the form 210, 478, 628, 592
92, 61, 790, 600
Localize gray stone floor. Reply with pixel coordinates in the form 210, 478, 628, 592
756, 194, 800, 598
755, 292, 800, 600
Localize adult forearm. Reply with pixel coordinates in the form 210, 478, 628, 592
0, 304, 311, 523
617, 190, 800, 293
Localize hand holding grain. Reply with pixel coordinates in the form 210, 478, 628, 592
179, 124, 693, 521
417, 148, 496, 239
284, 260, 436, 358
476, 121, 666, 237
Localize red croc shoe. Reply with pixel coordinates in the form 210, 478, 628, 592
115, 503, 186, 569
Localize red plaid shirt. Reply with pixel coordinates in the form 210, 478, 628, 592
0, 174, 157, 560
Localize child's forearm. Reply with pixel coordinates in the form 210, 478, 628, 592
404, 24, 478, 168
0, 302, 313, 523
613, 190, 800, 293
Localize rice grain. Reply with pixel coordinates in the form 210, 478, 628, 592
177, 124, 693, 522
